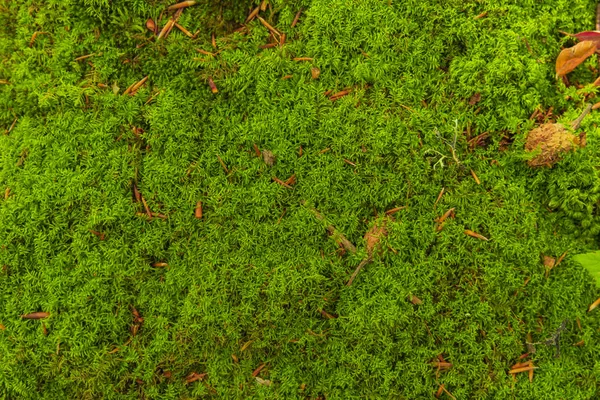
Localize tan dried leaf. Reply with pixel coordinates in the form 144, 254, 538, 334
556, 40, 597, 77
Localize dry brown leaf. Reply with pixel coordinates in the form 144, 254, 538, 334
543, 255, 556, 269
365, 218, 389, 255
556, 40, 597, 77
311, 67, 320, 80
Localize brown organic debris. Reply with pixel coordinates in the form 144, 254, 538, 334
291, 9, 303, 27
252, 363, 267, 377
272, 176, 293, 189
347, 217, 390, 286
208, 77, 218, 94
464, 229, 488, 241
185, 372, 207, 384
588, 297, 600, 312
524, 123, 583, 168
305, 203, 356, 254
262, 149, 275, 166
311, 67, 321, 80
146, 18, 157, 34
21, 312, 50, 319
195, 201, 203, 219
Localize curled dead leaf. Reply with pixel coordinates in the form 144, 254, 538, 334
556, 40, 597, 77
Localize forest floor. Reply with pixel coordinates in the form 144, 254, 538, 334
2, 0, 600, 398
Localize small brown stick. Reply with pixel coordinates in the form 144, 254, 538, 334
588, 297, 600, 312
0, 79, 9, 85
284, 174, 296, 186
75, 53, 95, 61
6, 116, 17, 134
4, 187, 10, 200
435, 384, 445, 398
343, 159, 356, 166
217, 155, 229, 174
272, 176, 293, 189
346, 257, 372, 286
291, 9, 302, 27
260, 43, 278, 49
305, 204, 356, 254
571, 103, 593, 130
293, 57, 313, 62
474, 11, 487, 19
141, 195, 153, 219
280, 33, 286, 46
211, 33, 217, 48
253, 144, 261, 157
174, 22, 194, 37
167, 1, 196, 10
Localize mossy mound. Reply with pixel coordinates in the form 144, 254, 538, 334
2, 0, 600, 398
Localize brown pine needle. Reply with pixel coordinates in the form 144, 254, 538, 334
470, 169, 481, 184
167, 1, 197, 11
217, 155, 228, 174
240, 340, 253, 352
433, 187, 445, 208
431, 361, 453, 368
272, 176, 293, 189
437, 207, 455, 224
29, 31, 49, 47
511, 360, 533, 369
157, 19, 175, 41
75, 53, 95, 61
211, 33, 217, 48
4, 187, 10, 200
588, 297, 600, 312
128, 76, 149, 96
509, 366, 537, 374
343, 159, 356, 166
293, 57, 313, 62
252, 363, 266, 377
253, 144, 261, 157
528, 368, 534, 383
474, 11, 488, 19
442, 386, 457, 400
280, 33, 286, 46
141, 195, 152, 219
21, 312, 50, 319
385, 205, 407, 215
195, 201, 203, 219
152, 262, 168, 268
291, 9, 302, 27
246, 6, 260, 23
174, 22, 193, 37
260, 43, 278, 49
330, 89, 351, 101
464, 229, 488, 241
555, 251, 568, 267
435, 384, 445, 398
196, 48, 215, 56
305, 204, 356, 254
0, 79, 9, 85
6, 116, 17, 134
257, 16, 281, 38
284, 174, 296, 186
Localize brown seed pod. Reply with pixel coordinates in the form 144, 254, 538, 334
524, 123, 580, 167
146, 18, 156, 34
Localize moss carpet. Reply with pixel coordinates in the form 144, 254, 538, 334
2, 0, 600, 398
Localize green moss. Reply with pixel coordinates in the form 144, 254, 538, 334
2, 0, 600, 398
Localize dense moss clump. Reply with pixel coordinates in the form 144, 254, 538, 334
2, 0, 600, 398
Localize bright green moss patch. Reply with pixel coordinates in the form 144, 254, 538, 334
3, 0, 600, 398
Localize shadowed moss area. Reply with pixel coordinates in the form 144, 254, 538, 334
2, 0, 600, 398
